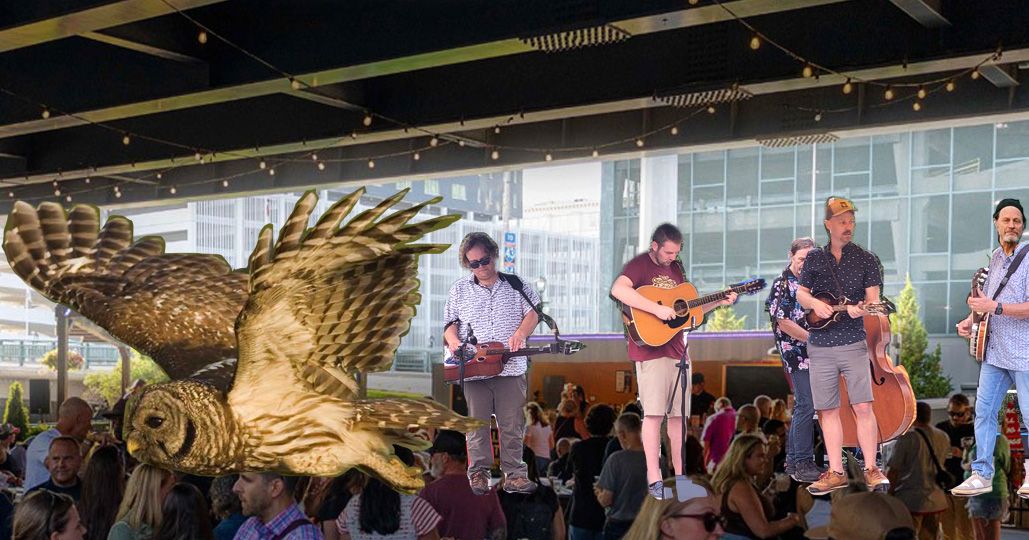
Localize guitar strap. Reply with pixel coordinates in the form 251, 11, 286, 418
989, 244, 1029, 301
822, 244, 846, 299
499, 273, 562, 338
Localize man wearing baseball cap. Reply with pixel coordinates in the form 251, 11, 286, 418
419, 430, 506, 540
796, 196, 889, 495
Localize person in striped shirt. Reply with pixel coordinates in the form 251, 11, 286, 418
233, 473, 323, 540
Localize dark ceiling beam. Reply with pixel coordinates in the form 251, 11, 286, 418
887, 0, 950, 28
81, 31, 203, 63
0, 0, 229, 53
0, 0, 849, 140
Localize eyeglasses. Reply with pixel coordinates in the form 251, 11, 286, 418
948, 410, 968, 418
671, 512, 726, 532
468, 256, 492, 269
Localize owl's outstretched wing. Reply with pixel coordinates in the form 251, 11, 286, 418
231, 188, 456, 400
3, 202, 248, 389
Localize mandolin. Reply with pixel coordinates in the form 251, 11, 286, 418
444, 340, 584, 382
622, 279, 766, 347
805, 291, 895, 330
968, 267, 990, 362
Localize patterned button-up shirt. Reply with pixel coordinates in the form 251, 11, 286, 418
443, 273, 540, 380
766, 271, 810, 373
984, 241, 1029, 371
799, 243, 883, 347
233, 504, 322, 540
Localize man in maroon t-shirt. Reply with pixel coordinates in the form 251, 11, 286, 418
610, 223, 735, 499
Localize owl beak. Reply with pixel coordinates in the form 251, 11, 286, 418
126, 437, 141, 456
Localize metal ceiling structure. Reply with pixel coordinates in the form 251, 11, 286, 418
0, 0, 1027, 212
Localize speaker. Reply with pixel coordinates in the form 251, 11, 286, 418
28, 379, 50, 416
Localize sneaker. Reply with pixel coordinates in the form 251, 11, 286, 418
503, 476, 537, 494
468, 470, 491, 496
791, 461, 824, 484
864, 467, 889, 490
807, 470, 847, 496
649, 481, 672, 500
952, 472, 992, 497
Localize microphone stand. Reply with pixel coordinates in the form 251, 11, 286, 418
666, 341, 690, 501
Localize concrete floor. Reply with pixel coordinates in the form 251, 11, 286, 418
1003, 528, 1029, 539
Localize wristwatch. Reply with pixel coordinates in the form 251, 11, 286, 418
996, 303, 1004, 316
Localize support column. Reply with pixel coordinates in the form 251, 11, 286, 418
638, 155, 680, 252
55, 306, 68, 413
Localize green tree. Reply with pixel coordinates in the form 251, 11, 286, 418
890, 275, 952, 398
40, 349, 84, 371
84, 351, 169, 406
705, 306, 747, 331
3, 382, 29, 441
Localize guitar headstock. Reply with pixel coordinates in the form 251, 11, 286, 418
731, 278, 767, 295
866, 298, 897, 315
971, 267, 988, 295
557, 339, 585, 356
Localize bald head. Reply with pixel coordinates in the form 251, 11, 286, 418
56, 397, 92, 440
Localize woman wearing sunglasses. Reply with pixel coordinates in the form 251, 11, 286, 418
13, 489, 87, 540
623, 478, 725, 540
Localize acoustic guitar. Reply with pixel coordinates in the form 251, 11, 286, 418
444, 340, 584, 382
805, 291, 895, 330
622, 279, 766, 347
968, 267, 990, 362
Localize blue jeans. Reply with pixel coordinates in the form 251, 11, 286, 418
787, 369, 816, 466
973, 361, 1029, 478
569, 526, 604, 540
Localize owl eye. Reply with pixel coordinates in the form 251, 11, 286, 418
145, 416, 165, 429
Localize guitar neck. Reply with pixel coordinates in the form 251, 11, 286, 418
685, 286, 743, 310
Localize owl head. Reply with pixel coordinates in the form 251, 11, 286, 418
123, 380, 243, 474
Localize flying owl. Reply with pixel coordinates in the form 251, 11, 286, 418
3, 188, 482, 493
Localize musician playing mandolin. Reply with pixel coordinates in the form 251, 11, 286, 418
443, 232, 540, 496
953, 199, 1029, 499
795, 197, 889, 495
609, 223, 736, 500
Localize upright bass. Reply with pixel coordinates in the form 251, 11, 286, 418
836, 312, 916, 446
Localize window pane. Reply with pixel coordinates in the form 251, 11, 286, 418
911, 166, 950, 194
995, 120, 1029, 160
761, 179, 795, 205
677, 155, 692, 214
693, 265, 724, 291
761, 147, 795, 179
691, 213, 723, 264
910, 195, 949, 254
834, 137, 871, 174
953, 125, 994, 191
726, 211, 758, 274
693, 185, 724, 211
870, 198, 906, 284
949, 281, 973, 329
694, 151, 725, 186
996, 159, 1029, 189
915, 282, 949, 334
727, 148, 759, 207
950, 192, 993, 278
872, 133, 908, 197
911, 128, 951, 167
760, 207, 795, 262
833, 173, 869, 199
797, 145, 832, 204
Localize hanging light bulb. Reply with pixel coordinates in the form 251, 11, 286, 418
802, 64, 814, 78
259, 160, 267, 169
269, 168, 275, 176
749, 35, 761, 50
842, 79, 853, 95
491, 149, 500, 160
65, 195, 72, 202
913, 101, 922, 111
670, 126, 679, 135
636, 138, 644, 148
53, 180, 59, 187
222, 179, 229, 187
114, 190, 122, 198
971, 69, 981, 80
946, 80, 956, 92
170, 186, 177, 195
351, 131, 358, 140
884, 86, 894, 100
84, 177, 91, 184
157, 172, 163, 180
592, 149, 599, 158
317, 161, 325, 171
198, 30, 208, 44
917, 86, 927, 99
368, 159, 375, 169
7, 192, 12, 198
814, 112, 823, 122
494, 126, 501, 134
430, 136, 439, 147
195, 151, 203, 161
122, 134, 131, 145
54, 189, 61, 196
545, 153, 553, 162
41, 108, 50, 119
363, 113, 373, 127
290, 78, 301, 90
413, 152, 421, 161
311, 153, 318, 161
707, 106, 716, 114
458, 140, 465, 147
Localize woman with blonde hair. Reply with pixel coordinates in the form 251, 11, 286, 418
108, 464, 175, 540
14, 490, 86, 540
524, 402, 553, 473
622, 478, 724, 540
711, 435, 801, 539
770, 399, 789, 423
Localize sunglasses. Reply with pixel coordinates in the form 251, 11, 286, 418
468, 256, 492, 269
672, 512, 726, 533
948, 410, 968, 417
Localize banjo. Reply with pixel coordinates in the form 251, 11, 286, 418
968, 267, 990, 362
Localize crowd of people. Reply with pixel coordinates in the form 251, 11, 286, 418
0, 380, 697, 540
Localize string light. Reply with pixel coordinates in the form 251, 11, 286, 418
971, 69, 981, 80
54, 189, 61, 196
491, 149, 500, 160
592, 149, 599, 158
458, 140, 465, 147
814, 112, 823, 122
363, 113, 373, 127
413, 152, 421, 161
494, 126, 501, 134
749, 35, 761, 50
311, 153, 318, 161
917, 86, 927, 99
946, 80, 956, 92
430, 136, 439, 147
6, 192, 12, 198
194, 152, 203, 161
222, 179, 229, 187
707, 106, 716, 114
259, 160, 267, 169
913, 101, 922, 111
290, 78, 301, 90
269, 168, 275, 175
802, 64, 814, 78
122, 134, 131, 145
317, 161, 325, 170
84, 177, 90, 184
350, 131, 358, 140
170, 186, 177, 194
41, 108, 50, 119
545, 153, 553, 162
842, 79, 853, 95
65, 195, 72, 202
884, 86, 895, 100
635, 138, 644, 148
114, 190, 122, 198
670, 126, 679, 135
368, 159, 375, 169
156, 173, 162, 179
198, 30, 208, 44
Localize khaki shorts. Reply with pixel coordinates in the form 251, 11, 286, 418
635, 356, 686, 417
808, 341, 874, 411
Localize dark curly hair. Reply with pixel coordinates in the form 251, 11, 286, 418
458, 232, 499, 268
584, 404, 616, 437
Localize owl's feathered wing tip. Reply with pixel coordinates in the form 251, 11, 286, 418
352, 398, 484, 433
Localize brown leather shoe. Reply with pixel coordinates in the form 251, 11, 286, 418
864, 467, 890, 490
807, 470, 848, 496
